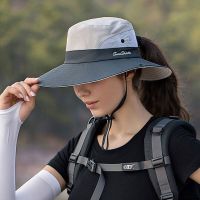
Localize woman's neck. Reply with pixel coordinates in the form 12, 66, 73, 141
108, 89, 153, 138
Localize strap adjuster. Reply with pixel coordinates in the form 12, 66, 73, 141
152, 156, 164, 168
88, 116, 95, 124
160, 192, 174, 200
69, 153, 78, 163
152, 126, 164, 134
87, 159, 97, 173
66, 183, 73, 194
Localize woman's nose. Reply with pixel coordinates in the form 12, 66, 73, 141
74, 84, 91, 97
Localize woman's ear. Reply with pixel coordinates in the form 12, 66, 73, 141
117, 71, 135, 81
126, 71, 135, 81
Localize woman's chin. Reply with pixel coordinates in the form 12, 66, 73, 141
90, 110, 108, 118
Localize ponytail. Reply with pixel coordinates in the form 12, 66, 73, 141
133, 36, 190, 121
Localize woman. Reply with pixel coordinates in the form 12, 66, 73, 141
0, 17, 199, 200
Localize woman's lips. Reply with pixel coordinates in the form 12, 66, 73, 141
85, 101, 99, 109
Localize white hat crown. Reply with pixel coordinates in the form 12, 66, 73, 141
66, 17, 138, 51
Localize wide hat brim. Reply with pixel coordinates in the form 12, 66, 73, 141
38, 57, 171, 88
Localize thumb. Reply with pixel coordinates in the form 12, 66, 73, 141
31, 84, 40, 94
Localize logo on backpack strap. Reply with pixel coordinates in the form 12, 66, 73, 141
122, 163, 135, 171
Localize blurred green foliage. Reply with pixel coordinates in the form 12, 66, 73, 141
0, 0, 200, 138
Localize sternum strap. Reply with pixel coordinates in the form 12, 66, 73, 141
75, 155, 171, 200
77, 155, 171, 172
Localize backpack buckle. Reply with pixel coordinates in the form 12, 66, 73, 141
87, 159, 97, 173
66, 183, 73, 194
69, 153, 78, 163
160, 192, 174, 200
152, 156, 164, 168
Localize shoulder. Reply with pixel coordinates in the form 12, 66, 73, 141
148, 117, 200, 184
168, 122, 198, 154
149, 117, 197, 147
167, 123, 200, 184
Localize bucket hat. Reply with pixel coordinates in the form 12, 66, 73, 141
38, 17, 172, 87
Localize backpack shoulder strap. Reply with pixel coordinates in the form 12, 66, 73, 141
144, 116, 196, 200
67, 117, 106, 193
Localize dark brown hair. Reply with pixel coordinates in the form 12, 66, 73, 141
132, 36, 190, 121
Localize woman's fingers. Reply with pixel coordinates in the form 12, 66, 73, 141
20, 81, 36, 97
0, 77, 40, 110
10, 79, 38, 102
11, 82, 30, 102
31, 84, 40, 94
9, 77, 39, 101
24, 77, 40, 94
24, 77, 39, 85
4, 86, 24, 99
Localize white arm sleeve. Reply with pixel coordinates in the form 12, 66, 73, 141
0, 102, 61, 200
16, 170, 61, 200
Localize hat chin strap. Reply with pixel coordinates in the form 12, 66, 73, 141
101, 73, 128, 150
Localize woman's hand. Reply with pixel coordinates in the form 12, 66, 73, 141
0, 77, 40, 122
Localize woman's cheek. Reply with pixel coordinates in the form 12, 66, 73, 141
100, 99, 114, 115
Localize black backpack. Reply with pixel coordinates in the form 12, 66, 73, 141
66, 116, 196, 200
